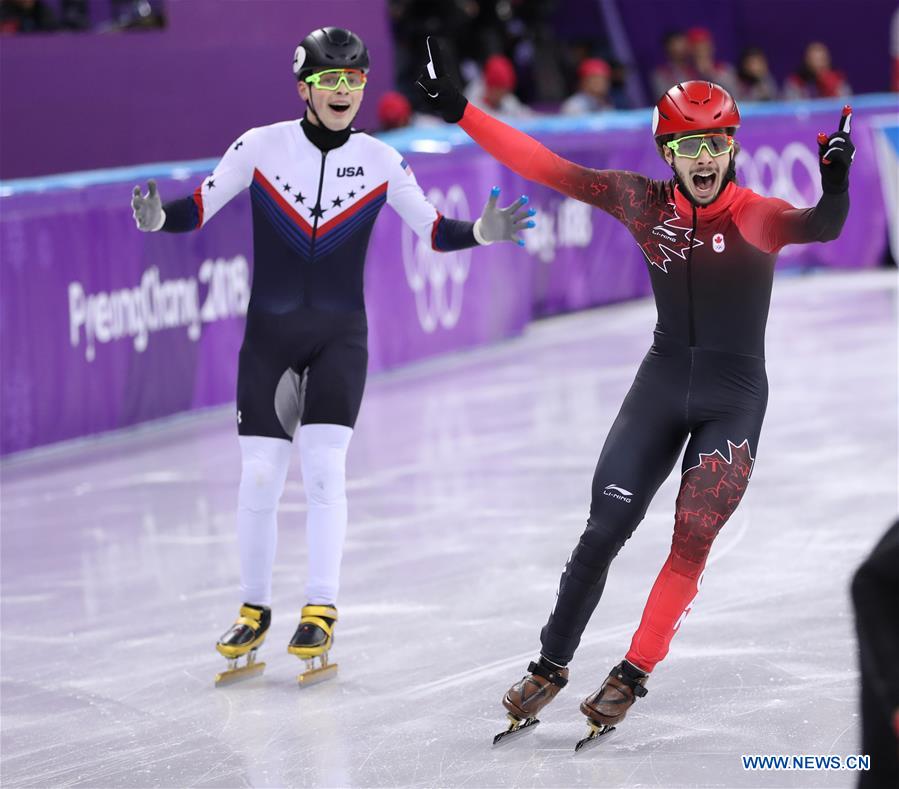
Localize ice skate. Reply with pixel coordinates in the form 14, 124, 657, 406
288, 604, 338, 686
575, 660, 648, 752
214, 603, 271, 686
493, 659, 569, 745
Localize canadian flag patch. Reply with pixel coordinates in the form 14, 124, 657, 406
712, 232, 725, 253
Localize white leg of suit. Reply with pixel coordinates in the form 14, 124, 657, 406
236, 435, 292, 606
299, 423, 353, 605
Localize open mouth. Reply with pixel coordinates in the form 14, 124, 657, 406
691, 170, 717, 198
328, 102, 351, 115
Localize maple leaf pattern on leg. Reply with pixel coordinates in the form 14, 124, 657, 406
671, 439, 754, 575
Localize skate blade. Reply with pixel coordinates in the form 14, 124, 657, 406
574, 722, 615, 753
214, 660, 266, 687
297, 663, 338, 687
492, 713, 540, 746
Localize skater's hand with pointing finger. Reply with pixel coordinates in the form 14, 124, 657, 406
416, 36, 468, 123
131, 180, 165, 231
474, 187, 536, 246
816, 106, 854, 194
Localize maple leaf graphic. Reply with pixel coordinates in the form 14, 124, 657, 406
641, 203, 704, 274
672, 439, 754, 564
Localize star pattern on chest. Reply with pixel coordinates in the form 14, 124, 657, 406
308, 204, 325, 220
282, 182, 292, 193
331, 196, 344, 208
348, 190, 356, 198
205, 177, 215, 189
293, 192, 305, 204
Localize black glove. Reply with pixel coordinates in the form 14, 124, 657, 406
416, 36, 468, 123
817, 105, 855, 194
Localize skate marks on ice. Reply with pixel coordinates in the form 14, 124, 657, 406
1, 271, 894, 788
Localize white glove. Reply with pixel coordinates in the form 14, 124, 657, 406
131, 179, 165, 232
473, 187, 536, 246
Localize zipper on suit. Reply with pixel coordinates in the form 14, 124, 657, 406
309, 150, 328, 259
686, 204, 697, 347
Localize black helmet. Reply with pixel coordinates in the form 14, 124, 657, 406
293, 27, 369, 80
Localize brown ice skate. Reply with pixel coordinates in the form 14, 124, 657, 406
493, 660, 569, 745
576, 660, 648, 752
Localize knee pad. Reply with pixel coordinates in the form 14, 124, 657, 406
299, 424, 353, 507
238, 436, 292, 512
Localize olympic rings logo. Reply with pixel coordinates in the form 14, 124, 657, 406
736, 142, 822, 207
401, 185, 472, 333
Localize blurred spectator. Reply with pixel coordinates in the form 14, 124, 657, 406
107, 0, 165, 30
687, 27, 738, 95
0, 0, 56, 32
651, 30, 694, 100
784, 42, 851, 99
561, 58, 612, 115
375, 90, 441, 133
607, 59, 634, 110
734, 47, 779, 102
464, 54, 535, 119
378, 91, 413, 131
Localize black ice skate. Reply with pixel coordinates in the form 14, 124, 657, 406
214, 603, 271, 686
288, 604, 338, 686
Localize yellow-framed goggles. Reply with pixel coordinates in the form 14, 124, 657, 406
304, 68, 367, 91
665, 133, 734, 158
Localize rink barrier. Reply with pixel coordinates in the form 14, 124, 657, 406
0, 96, 893, 455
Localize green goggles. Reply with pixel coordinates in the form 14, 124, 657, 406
304, 68, 367, 91
665, 133, 734, 158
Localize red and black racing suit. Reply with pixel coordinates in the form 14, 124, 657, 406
459, 105, 849, 671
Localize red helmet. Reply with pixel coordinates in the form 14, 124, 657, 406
652, 81, 740, 137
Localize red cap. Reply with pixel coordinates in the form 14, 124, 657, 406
653, 80, 740, 137
484, 55, 516, 90
377, 91, 412, 129
578, 58, 611, 80
686, 27, 712, 45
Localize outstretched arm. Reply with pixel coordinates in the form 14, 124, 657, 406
417, 37, 647, 220
735, 107, 853, 253
385, 146, 535, 251
131, 129, 257, 233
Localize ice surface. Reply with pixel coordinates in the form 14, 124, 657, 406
1, 271, 896, 788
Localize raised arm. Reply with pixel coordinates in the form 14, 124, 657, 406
734, 107, 853, 253
416, 37, 648, 222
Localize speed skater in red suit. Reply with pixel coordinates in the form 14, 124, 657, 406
417, 38, 854, 746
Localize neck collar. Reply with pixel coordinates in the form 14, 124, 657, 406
301, 115, 352, 152
673, 179, 738, 219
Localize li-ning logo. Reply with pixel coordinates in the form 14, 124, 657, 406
640, 204, 703, 274
603, 484, 633, 503
651, 225, 677, 240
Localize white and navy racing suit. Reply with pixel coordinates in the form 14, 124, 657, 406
161, 117, 481, 435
